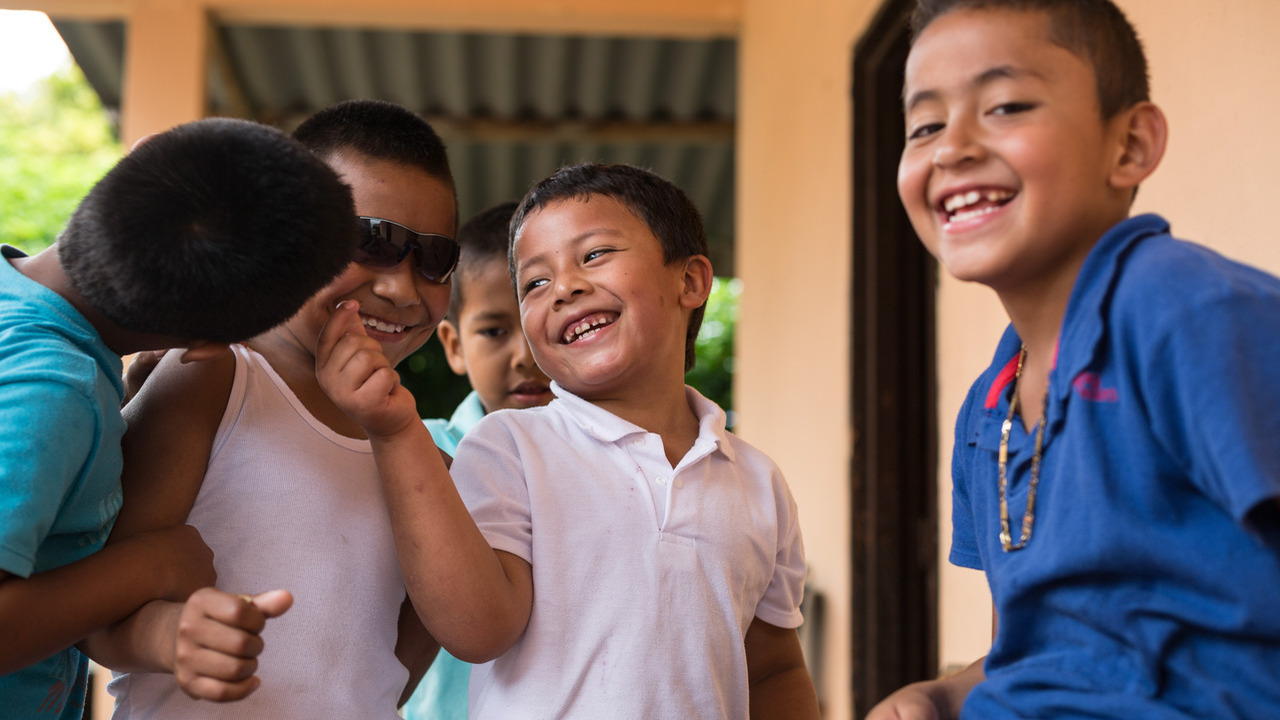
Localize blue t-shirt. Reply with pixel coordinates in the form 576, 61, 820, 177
951, 215, 1280, 719
403, 390, 486, 720
0, 246, 126, 718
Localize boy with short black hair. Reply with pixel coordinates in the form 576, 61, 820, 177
402, 200, 553, 720
319, 162, 820, 719
869, 1, 1280, 718
0, 117, 357, 719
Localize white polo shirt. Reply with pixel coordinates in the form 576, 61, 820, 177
452, 382, 806, 720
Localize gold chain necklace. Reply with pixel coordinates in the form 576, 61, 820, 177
998, 345, 1048, 552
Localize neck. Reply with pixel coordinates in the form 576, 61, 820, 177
589, 381, 701, 466
247, 327, 369, 439
13, 247, 139, 355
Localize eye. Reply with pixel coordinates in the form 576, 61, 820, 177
584, 248, 614, 263
520, 277, 548, 299
990, 101, 1036, 116
477, 326, 508, 339
906, 122, 944, 142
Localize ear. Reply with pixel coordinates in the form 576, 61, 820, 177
436, 320, 469, 376
1108, 101, 1168, 192
679, 255, 715, 311
176, 340, 230, 364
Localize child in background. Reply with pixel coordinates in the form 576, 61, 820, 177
0, 118, 357, 719
319, 162, 820, 719
403, 201, 552, 720
85, 100, 459, 718
869, 1, 1280, 718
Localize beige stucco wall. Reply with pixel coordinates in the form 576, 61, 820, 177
926, 0, 1280, 678
736, 1, 878, 716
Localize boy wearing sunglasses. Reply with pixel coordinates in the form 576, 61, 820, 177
86, 100, 457, 718
319, 163, 820, 719
0, 118, 358, 720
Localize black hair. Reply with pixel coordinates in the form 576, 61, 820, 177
447, 201, 519, 323
59, 117, 357, 343
291, 99, 454, 189
510, 163, 709, 372
910, 0, 1150, 119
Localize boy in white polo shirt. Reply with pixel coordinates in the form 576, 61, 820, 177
317, 162, 819, 719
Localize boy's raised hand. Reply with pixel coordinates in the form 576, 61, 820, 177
316, 300, 420, 438
171, 588, 293, 702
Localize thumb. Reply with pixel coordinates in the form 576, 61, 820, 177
315, 299, 366, 366
249, 589, 294, 618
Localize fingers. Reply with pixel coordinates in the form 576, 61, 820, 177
173, 588, 291, 702
315, 299, 367, 370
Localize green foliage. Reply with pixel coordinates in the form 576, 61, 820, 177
402, 277, 740, 425
687, 276, 739, 426
0, 66, 123, 253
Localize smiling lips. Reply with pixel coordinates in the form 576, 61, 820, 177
940, 188, 1015, 224
361, 315, 409, 334
561, 313, 617, 344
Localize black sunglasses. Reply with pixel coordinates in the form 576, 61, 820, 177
355, 216, 459, 284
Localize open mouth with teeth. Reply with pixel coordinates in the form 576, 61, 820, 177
562, 313, 617, 344
940, 188, 1014, 224
361, 315, 409, 335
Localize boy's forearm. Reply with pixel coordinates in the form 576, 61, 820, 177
370, 423, 531, 662
80, 599, 181, 673
0, 539, 176, 674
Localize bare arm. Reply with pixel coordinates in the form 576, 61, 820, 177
0, 374, 215, 675
317, 301, 533, 662
0, 527, 213, 675
80, 350, 232, 670
396, 598, 440, 707
744, 617, 820, 720
865, 607, 995, 720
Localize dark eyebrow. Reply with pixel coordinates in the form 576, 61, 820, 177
904, 65, 1041, 112
514, 227, 624, 277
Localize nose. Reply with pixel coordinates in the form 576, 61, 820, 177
512, 332, 537, 370
371, 255, 425, 308
932, 116, 984, 169
552, 269, 590, 307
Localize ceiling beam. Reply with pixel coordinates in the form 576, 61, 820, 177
2, 0, 741, 37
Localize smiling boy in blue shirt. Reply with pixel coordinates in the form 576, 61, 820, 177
868, 1, 1280, 719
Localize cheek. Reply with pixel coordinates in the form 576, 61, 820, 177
421, 283, 452, 323
897, 153, 928, 209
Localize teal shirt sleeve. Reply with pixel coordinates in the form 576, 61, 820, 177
0, 379, 98, 578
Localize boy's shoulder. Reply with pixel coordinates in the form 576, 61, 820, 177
1, 263, 110, 395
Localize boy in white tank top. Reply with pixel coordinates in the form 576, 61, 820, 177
82, 100, 459, 718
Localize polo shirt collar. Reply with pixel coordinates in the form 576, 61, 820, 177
977, 214, 1168, 448
1054, 213, 1169, 407
548, 381, 734, 461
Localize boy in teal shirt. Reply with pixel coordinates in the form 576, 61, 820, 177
404, 201, 552, 719
0, 118, 357, 719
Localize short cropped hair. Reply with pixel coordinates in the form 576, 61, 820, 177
447, 201, 519, 323
59, 117, 357, 343
910, 0, 1150, 119
510, 163, 709, 372
291, 99, 454, 189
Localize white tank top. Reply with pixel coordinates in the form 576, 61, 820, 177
110, 344, 408, 719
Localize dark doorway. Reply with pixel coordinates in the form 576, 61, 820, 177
850, 0, 939, 716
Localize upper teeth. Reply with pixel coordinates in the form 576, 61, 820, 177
943, 189, 1013, 213
362, 316, 406, 334
564, 316, 613, 344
